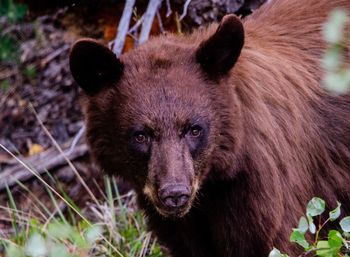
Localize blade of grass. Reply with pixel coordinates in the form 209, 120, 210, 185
5, 185, 19, 240
28, 102, 100, 207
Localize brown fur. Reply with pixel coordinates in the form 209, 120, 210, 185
70, 0, 350, 256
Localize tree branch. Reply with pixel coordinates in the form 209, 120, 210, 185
112, 0, 136, 56
139, 0, 163, 45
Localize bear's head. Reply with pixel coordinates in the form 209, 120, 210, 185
70, 15, 244, 218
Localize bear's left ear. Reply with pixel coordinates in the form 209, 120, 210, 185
69, 39, 124, 95
196, 14, 244, 78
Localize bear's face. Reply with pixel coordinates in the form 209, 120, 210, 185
70, 15, 244, 218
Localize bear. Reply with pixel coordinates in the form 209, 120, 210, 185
69, 0, 350, 256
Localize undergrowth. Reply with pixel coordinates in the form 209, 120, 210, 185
0, 175, 164, 257
269, 198, 350, 257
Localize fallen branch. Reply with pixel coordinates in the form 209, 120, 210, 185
40, 44, 70, 68
0, 143, 88, 191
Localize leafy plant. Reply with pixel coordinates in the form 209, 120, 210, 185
0, 176, 164, 257
0, 34, 18, 63
322, 9, 350, 94
0, 0, 27, 23
269, 197, 350, 257
0, 79, 10, 92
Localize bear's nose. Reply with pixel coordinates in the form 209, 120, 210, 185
159, 185, 190, 209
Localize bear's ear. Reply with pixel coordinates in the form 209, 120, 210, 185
195, 14, 244, 78
69, 39, 123, 95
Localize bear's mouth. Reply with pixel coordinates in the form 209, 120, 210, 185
143, 180, 200, 218
154, 202, 193, 218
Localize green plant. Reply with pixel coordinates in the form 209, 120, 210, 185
0, 0, 27, 23
23, 64, 37, 81
269, 197, 350, 257
0, 79, 10, 92
322, 9, 350, 94
0, 0, 27, 66
0, 167, 164, 257
0, 34, 18, 63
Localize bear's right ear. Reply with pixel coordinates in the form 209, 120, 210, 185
195, 14, 244, 78
69, 39, 123, 95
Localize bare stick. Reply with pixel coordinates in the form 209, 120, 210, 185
139, 0, 163, 45
166, 0, 172, 17
180, 0, 192, 21
128, 15, 144, 34
65, 125, 85, 156
112, 0, 136, 56
157, 11, 165, 34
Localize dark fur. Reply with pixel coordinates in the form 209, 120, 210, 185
70, 0, 350, 256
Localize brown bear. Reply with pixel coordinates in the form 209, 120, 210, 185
69, 0, 350, 256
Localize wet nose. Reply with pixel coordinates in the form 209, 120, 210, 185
159, 185, 190, 209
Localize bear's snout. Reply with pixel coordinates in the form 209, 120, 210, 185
158, 184, 190, 209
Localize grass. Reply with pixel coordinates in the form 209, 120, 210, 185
0, 104, 164, 257
0, 158, 164, 257
0, 175, 164, 257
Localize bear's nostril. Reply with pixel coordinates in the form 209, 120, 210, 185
159, 185, 190, 209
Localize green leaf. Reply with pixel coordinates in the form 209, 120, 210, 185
328, 230, 343, 249
306, 197, 326, 217
307, 215, 316, 234
6, 244, 25, 257
0, 35, 18, 62
322, 48, 342, 71
0, 80, 10, 92
290, 230, 310, 249
316, 240, 332, 257
23, 64, 37, 80
323, 9, 349, 44
85, 225, 103, 244
24, 233, 48, 257
340, 216, 350, 232
268, 248, 290, 257
49, 243, 71, 257
329, 202, 342, 221
324, 69, 350, 94
68, 229, 87, 248
47, 221, 73, 240
297, 216, 309, 233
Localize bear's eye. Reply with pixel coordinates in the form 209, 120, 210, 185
134, 131, 149, 143
189, 125, 203, 138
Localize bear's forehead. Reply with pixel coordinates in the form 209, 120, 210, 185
114, 41, 212, 126
122, 40, 195, 73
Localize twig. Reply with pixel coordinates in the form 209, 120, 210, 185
175, 12, 182, 34
0, 68, 17, 80
40, 44, 70, 67
112, 0, 136, 56
179, 0, 192, 20
65, 125, 85, 156
139, 0, 163, 45
127, 14, 144, 46
166, 0, 172, 17
128, 15, 144, 34
157, 11, 165, 34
